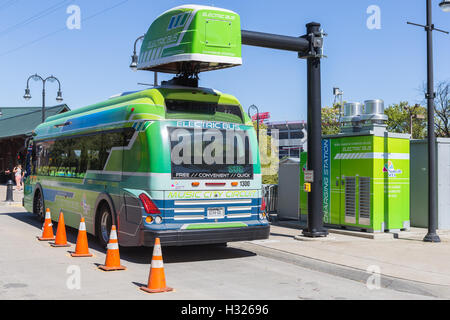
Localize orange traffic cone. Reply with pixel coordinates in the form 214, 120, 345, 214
98, 225, 126, 271
50, 210, 71, 247
140, 238, 173, 293
37, 208, 55, 241
70, 217, 93, 257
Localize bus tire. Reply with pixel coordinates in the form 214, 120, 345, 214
33, 189, 45, 222
96, 203, 113, 248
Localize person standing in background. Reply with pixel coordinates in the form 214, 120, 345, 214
21, 167, 25, 188
13, 165, 22, 191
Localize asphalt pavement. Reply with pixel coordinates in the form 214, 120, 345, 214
0, 205, 437, 300
1, 185, 449, 299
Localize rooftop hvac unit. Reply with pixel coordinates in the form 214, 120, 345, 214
360, 99, 388, 126
340, 102, 363, 132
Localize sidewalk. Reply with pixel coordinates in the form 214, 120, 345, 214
234, 223, 450, 289
0, 184, 24, 206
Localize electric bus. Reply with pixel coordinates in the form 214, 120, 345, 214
24, 86, 270, 247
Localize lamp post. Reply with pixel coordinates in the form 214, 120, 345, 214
130, 34, 158, 86
403, 104, 426, 139
407, 0, 449, 242
248, 104, 260, 143
129, 34, 145, 71
333, 87, 344, 123
23, 74, 63, 123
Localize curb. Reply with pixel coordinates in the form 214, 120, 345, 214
230, 241, 450, 298
0, 202, 23, 207
272, 220, 395, 240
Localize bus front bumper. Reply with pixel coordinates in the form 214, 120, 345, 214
143, 225, 270, 246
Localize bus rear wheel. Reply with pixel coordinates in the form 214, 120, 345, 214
33, 191, 44, 222
96, 204, 113, 248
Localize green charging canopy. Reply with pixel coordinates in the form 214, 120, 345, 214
137, 5, 242, 74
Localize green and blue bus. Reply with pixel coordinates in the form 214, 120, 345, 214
24, 86, 270, 247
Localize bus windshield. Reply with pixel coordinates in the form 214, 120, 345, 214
169, 127, 254, 179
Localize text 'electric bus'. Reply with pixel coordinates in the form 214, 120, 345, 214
24, 86, 270, 247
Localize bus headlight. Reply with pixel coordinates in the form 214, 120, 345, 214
259, 212, 266, 220
155, 216, 163, 224
145, 216, 154, 224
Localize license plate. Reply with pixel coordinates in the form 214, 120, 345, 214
207, 207, 225, 219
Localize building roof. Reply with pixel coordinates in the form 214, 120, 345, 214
267, 120, 306, 130
0, 104, 69, 139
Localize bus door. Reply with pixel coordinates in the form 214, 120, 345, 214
118, 127, 142, 242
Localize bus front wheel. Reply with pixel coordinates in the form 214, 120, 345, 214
96, 204, 113, 248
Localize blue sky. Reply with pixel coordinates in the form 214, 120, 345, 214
0, 0, 449, 122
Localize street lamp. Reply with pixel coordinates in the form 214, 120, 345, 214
130, 34, 158, 86
333, 87, 344, 122
403, 104, 426, 139
407, 0, 449, 243
23, 74, 63, 123
130, 34, 145, 71
440, 0, 450, 12
248, 104, 260, 142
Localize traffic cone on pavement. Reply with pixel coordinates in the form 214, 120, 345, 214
37, 208, 55, 241
70, 217, 93, 257
140, 238, 173, 293
50, 210, 71, 247
98, 225, 126, 271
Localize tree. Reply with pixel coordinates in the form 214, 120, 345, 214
252, 121, 279, 184
321, 103, 341, 135
420, 80, 450, 137
433, 81, 450, 137
384, 102, 427, 139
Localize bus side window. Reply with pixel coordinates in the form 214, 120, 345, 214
32, 143, 36, 174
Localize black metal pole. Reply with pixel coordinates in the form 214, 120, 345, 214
302, 22, 328, 238
424, 0, 440, 242
5, 179, 14, 202
241, 25, 327, 237
42, 86, 46, 123
256, 113, 260, 143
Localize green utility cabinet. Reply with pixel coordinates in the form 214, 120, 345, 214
300, 132, 410, 232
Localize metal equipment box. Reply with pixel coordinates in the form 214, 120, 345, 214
277, 158, 301, 220
410, 138, 450, 229
299, 132, 410, 232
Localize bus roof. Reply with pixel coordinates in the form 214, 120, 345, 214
34, 86, 252, 139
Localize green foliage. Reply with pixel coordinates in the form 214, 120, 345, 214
252, 121, 279, 184
321, 103, 341, 135
384, 102, 427, 139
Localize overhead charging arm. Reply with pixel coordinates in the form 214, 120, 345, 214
241, 23, 328, 238
241, 30, 310, 52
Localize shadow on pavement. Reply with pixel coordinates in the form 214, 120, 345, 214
270, 232, 298, 238
3, 208, 257, 265
120, 244, 256, 265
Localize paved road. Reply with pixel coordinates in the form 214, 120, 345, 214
0, 206, 435, 300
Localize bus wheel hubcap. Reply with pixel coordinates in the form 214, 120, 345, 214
100, 211, 111, 243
